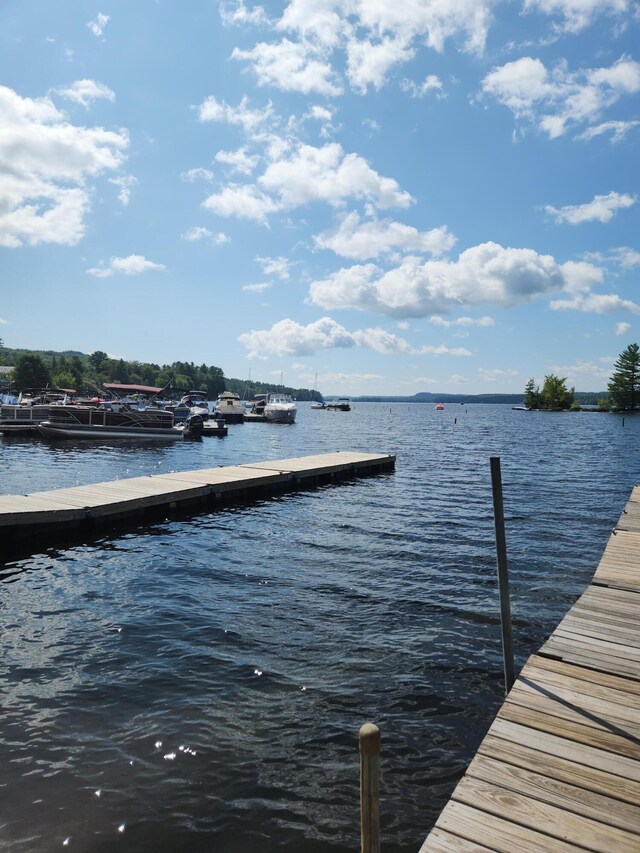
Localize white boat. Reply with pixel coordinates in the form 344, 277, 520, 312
326, 398, 351, 411
264, 393, 297, 423
310, 400, 325, 409
213, 390, 245, 423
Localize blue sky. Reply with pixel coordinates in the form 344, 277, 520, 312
1, 1, 639, 395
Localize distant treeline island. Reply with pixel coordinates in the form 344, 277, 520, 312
1, 342, 638, 410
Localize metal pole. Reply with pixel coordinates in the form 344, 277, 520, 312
359, 723, 380, 853
490, 457, 516, 694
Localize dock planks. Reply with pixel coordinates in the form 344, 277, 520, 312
0, 451, 394, 552
420, 484, 640, 852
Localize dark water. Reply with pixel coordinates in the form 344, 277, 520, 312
1, 404, 638, 852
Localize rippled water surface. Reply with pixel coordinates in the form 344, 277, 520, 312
1, 404, 638, 852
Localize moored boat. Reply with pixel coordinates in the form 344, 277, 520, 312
262, 393, 297, 423
435, 402, 445, 410
326, 398, 351, 411
0, 388, 77, 435
213, 390, 245, 423
37, 384, 203, 440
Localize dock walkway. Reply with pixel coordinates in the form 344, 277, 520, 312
0, 451, 394, 552
421, 486, 640, 851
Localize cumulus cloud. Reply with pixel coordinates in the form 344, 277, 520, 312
232, 39, 342, 96
197, 95, 274, 132
237, 315, 471, 357
523, 0, 629, 34
550, 293, 640, 313
482, 55, 640, 139
256, 255, 290, 279
202, 184, 280, 225
181, 167, 214, 182
611, 246, 640, 268
55, 79, 115, 107
430, 315, 495, 328
616, 321, 632, 335
109, 174, 137, 206
346, 36, 415, 93
87, 255, 166, 278
314, 211, 454, 259
87, 12, 109, 38
309, 242, 596, 318
0, 85, 128, 247
215, 147, 260, 175
400, 75, 445, 98
546, 191, 636, 223
260, 142, 413, 210
181, 226, 230, 245
220, 1, 270, 27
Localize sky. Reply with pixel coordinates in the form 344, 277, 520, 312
1, 1, 639, 396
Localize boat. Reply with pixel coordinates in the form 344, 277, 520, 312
0, 387, 77, 435
249, 392, 296, 423
310, 400, 326, 409
37, 384, 204, 440
435, 402, 445, 410
180, 390, 210, 419
310, 373, 325, 409
213, 390, 245, 423
326, 398, 351, 412
511, 405, 530, 411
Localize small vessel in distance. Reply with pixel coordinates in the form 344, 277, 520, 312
435, 402, 445, 410
326, 398, 351, 411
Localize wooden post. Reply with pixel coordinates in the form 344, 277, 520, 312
490, 457, 516, 694
359, 723, 380, 853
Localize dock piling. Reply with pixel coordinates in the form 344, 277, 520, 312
489, 456, 516, 695
359, 723, 380, 853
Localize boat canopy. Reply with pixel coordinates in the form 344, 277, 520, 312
103, 383, 164, 396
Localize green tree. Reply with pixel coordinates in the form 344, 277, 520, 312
608, 342, 640, 411
523, 377, 540, 409
89, 350, 108, 370
541, 374, 574, 410
12, 354, 51, 389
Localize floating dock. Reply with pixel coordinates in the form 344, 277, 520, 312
421, 485, 640, 851
0, 451, 394, 553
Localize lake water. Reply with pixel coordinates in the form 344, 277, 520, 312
1, 403, 638, 852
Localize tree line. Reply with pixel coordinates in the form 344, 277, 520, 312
524, 343, 639, 411
0, 344, 318, 402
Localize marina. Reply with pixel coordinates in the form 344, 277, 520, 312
421, 485, 640, 851
1, 403, 639, 852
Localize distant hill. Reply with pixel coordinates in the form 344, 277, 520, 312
348, 391, 606, 405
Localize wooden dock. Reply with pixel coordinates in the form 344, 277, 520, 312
421, 486, 640, 852
0, 451, 394, 553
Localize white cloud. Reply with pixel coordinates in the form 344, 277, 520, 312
616, 321, 632, 335
109, 174, 137, 206
400, 75, 445, 98
314, 211, 454, 259
482, 55, 640, 139
523, 0, 629, 34
197, 95, 274, 132
256, 255, 290, 279
181, 167, 214, 182
55, 79, 115, 107
232, 39, 342, 96
181, 226, 230, 245
237, 315, 472, 357
242, 282, 272, 292
346, 36, 415, 93
611, 246, 640, 268
87, 255, 166, 278
215, 147, 260, 175
309, 242, 593, 318
578, 119, 640, 142
202, 184, 280, 225
430, 315, 495, 328
546, 191, 636, 223
87, 12, 110, 38
550, 292, 640, 313
0, 85, 128, 247
220, 1, 269, 27
550, 360, 612, 383
260, 142, 413, 210
478, 367, 519, 382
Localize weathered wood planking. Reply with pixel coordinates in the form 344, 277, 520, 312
0, 451, 394, 552
420, 487, 640, 851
